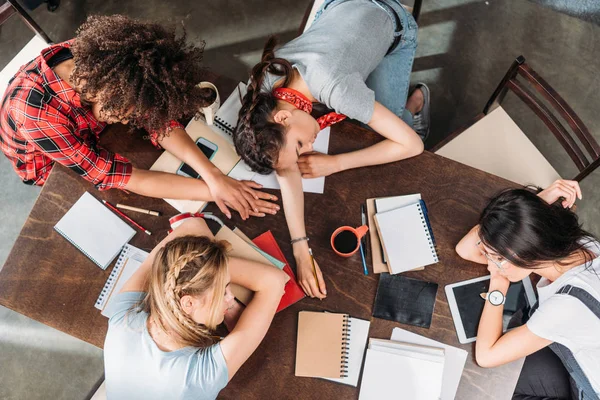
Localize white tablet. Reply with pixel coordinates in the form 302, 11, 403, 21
445, 275, 537, 344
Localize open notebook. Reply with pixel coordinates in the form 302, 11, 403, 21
95, 244, 149, 316
374, 199, 438, 274
54, 192, 136, 270
359, 339, 445, 400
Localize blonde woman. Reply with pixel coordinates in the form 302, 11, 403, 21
103, 218, 287, 399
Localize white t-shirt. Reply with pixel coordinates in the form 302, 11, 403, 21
527, 242, 600, 394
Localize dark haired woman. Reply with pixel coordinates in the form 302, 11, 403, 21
0, 15, 277, 220
234, 0, 426, 298
456, 179, 600, 400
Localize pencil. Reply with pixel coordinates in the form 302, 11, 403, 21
102, 200, 152, 235
116, 203, 161, 217
308, 248, 318, 283
359, 241, 368, 275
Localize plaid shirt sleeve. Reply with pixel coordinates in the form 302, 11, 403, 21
147, 120, 185, 149
19, 111, 132, 191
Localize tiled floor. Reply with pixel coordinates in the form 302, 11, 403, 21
0, 0, 598, 398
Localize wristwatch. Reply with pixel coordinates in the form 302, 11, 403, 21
480, 290, 506, 306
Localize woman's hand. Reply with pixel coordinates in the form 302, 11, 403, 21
205, 173, 279, 219
298, 153, 342, 178
294, 249, 327, 299
224, 300, 245, 332
537, 179, 582, 208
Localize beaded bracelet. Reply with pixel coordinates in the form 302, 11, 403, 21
290, 236, 310, 245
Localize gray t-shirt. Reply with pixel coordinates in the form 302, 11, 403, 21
263, 0, 395, 123
103, 292, 228, 400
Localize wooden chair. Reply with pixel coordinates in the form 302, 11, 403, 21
300, 0, 423, 34
432, 56, 600, 186
0, 0, 52, 43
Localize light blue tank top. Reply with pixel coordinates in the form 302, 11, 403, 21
103, 292, 228, 400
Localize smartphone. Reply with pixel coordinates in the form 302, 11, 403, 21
176, 137, 218, 179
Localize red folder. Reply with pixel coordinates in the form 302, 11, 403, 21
252, 231, 306, 312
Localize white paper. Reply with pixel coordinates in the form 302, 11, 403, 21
359, 347, 444, 400
252, 127, 331, 194
375, 193, 421, 213
324, 317, 370, 387
391, 328, 468, 400
54, 192, 135, 269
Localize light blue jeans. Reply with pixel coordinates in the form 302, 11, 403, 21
313, 0, 418, 127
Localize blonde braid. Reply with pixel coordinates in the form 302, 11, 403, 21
163, 252, 212, 339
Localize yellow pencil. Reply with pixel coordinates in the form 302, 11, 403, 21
308, 248, 318, 283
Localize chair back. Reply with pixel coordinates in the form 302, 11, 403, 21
484, 56, 600, 182
1, 0, 52, 43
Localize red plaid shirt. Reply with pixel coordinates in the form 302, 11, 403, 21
0, 41, 134, 190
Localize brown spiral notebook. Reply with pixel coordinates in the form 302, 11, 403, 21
295, 311, 351, 379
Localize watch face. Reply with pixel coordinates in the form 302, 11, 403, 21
489, 290, 504, 306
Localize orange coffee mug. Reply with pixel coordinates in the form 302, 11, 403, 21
331, 225, 369, 257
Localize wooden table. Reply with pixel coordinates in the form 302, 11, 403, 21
0, 76, 523, 399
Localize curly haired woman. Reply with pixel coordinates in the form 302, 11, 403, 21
0, 15, 278, 220
233, 0, 425, 298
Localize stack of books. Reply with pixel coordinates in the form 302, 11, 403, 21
367, 194, 438, 274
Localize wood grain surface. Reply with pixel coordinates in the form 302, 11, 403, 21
0, 74, 523, 399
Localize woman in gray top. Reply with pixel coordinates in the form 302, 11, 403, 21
234, 0, 425, 300
103, 217, 287, 399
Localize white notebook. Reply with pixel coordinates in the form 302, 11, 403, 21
392, 328, 468, 400
54, 192, 136, 270
359, 340, 445, 400
95, 244, 149, 316
374, 201, 438, 274
324, 316, 371, 387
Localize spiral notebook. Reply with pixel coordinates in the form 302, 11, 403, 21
95, 244, 149, 316
374, 200, 438, 274
54, 192, 136, 270
295, 311, 352, 379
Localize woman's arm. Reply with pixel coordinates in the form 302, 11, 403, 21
120, 218, 213, 293
298, 101, 424, 178
158, 127, 278, 219
455, 225, 487, 264
475, 273, 551, 368
219, 257, 287, 380
124, 168, 277, 217
276, 165, 327, 299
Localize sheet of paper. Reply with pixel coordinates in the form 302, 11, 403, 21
252, 127, 331, 194
391, 328, 468, 400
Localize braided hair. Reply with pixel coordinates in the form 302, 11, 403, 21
234, 37, 294, 174
141, 235, 230, 348
71, 15, 214, 136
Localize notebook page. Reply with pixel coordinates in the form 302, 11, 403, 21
296, 312, 346, 378
375, 202, 437, 273
100, 257, 144, 317
54, 192, 135, 269
374, 193, 421, 213
392, 328, 468, 400
359, 348, 444, 400
324, 317, 370, 387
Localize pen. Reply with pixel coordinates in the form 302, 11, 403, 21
102, 200, 152, 235
360, 203, 368, 260
359, 240, 368, 275
116, 203, 161, 217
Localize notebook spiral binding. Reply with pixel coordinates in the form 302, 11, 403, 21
417, 203, 439, 263
340, 314, 352, 377
94, 244, 131, 308
214, 116, 234, 136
